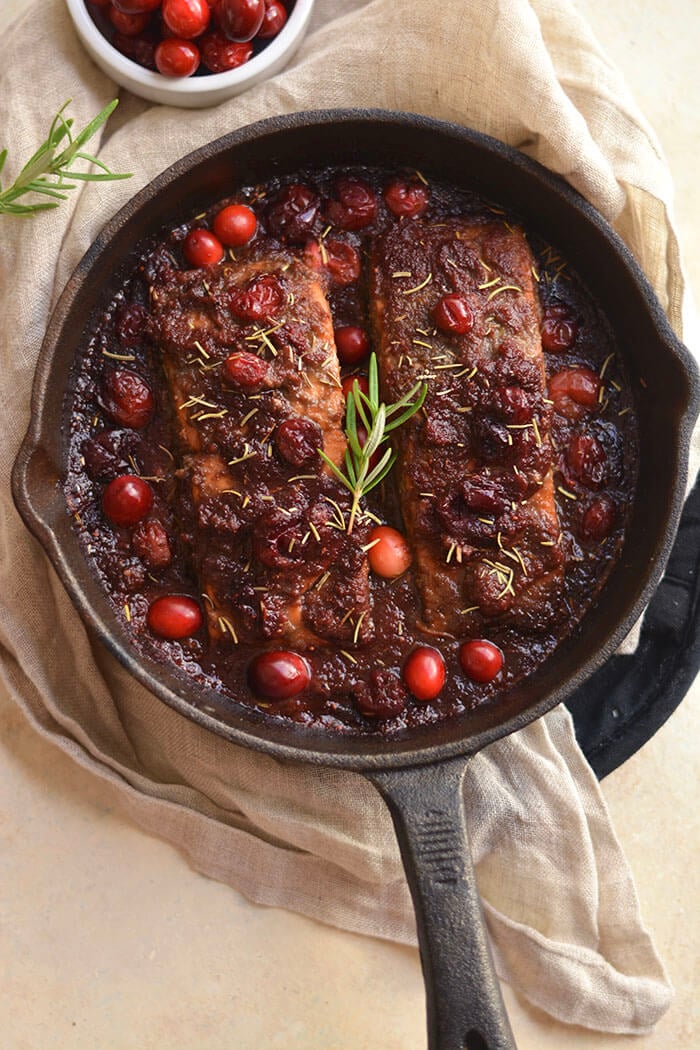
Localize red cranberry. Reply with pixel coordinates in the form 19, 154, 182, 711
367, 526, 412, 578
162, 0, 210, 38
213, 203, 257, 246
115, 302, 148, 347
541, 304, 578, 352
102, 474, 153, 526
275, 417, 323, 466
402, 647, 446, 702
248, 650, 311, 699
341, 374, 370, 400
112, 31, 157, 69
111, 0, 161, 11
200, 32, 252, 71
334, 325, 370, 365
267, 184, 320, 243
101, 369, 154, 429
217, 0, 264, 40
326, 177, 377, 231
496, 385, 532, 424
108, 6, 150, 34
132, 519, 172, 570
549, 367, 601, 420
183, 228, 224, 267
155, 38, 201, 76
459, 639, 503, 683
432, 293, 474, 335
566, 434, 606, 489
580, 496, 616, 541
383, 178, 430, 218
229, 273, 283, 322
305, 239, 361, 286
258, 0, 287, 37
223, 351, 268, 389
147, 595, 203, 639
354, 670, 408, 719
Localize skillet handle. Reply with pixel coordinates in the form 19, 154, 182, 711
367, 755, 516, 1050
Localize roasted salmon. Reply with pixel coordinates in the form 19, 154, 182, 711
369, 219, 564, 636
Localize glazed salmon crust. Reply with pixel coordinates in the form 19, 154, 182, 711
370, 219, 565, 637
148, 253, 373, 649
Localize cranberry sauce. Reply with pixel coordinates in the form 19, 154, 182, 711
64, 165, 638, 735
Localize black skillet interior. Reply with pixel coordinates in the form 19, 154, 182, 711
13, 110, 699, 772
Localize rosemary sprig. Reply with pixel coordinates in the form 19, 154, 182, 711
0, 99, 131, 217
319, 353, 427, 533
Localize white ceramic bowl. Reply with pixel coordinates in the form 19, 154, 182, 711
65, 0, 315, 108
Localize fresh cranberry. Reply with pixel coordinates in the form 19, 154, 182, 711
402, 647, 446, 702
115, 302, 149, 347
217, 0, 264, 40
326, 176, 377, 231
459, 639, 504, 683
541, 304, 578, 352
305, 239, 361, 286
213, 203, 257, 246
341, 374, 370, 400
258, 0, 287, 37
108, 6, 150, 35
367, 525, 412, 578
223, 351, 268, 388
112, 32, 157, 69
354, 670, 408, 719
102, 474, 153, 526
199, 32, 252, 71
229, 274, 283, 322
111, 0, 161, 11
432, 293, 474, 335
548, 367, 601, 420
162, 0, 210, 38
132, 519, 172, 570
383, 178, 430, 218
566, 434, 606, 489
267, 184, 320, 243
580, 496, 616, 541
147, 595, 203, 639
334, 325, 370, 365
275, 417, 323, 466
248, 650, 311, 699
183, 228, 224, 267
101, 369, 154, 429
155, 38, 201, 76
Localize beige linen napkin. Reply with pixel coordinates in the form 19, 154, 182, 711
0, 0, 690, 1034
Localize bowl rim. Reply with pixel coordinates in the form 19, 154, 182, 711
12, 108, 700, 771
64, 0, 315, 97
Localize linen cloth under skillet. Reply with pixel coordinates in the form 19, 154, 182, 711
3, 0, 697, 1034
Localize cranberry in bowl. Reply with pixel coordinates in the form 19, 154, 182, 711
64, 0, 315, 108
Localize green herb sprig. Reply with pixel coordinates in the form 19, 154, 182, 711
320, 353, 427, 533
0, 99, 131, 217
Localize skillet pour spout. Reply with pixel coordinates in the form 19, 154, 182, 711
12, 111, 700, 1050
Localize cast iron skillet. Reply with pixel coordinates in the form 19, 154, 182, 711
12, 111, 699, 1050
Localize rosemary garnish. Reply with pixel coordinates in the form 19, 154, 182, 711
319, 354, 427, 533
0, 100, 130, 217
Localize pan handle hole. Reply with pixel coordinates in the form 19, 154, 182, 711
463, 1031, 488, 1050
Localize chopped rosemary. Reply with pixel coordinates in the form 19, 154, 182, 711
318, 354, 427, 533
0, 100, 130, 217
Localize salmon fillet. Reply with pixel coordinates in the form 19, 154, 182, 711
149, 253, 372, 648
369, 219, 564, 636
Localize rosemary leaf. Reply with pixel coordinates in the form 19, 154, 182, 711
0, 99, 131, 218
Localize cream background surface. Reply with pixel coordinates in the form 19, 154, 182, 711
1, 1, 698, 1048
